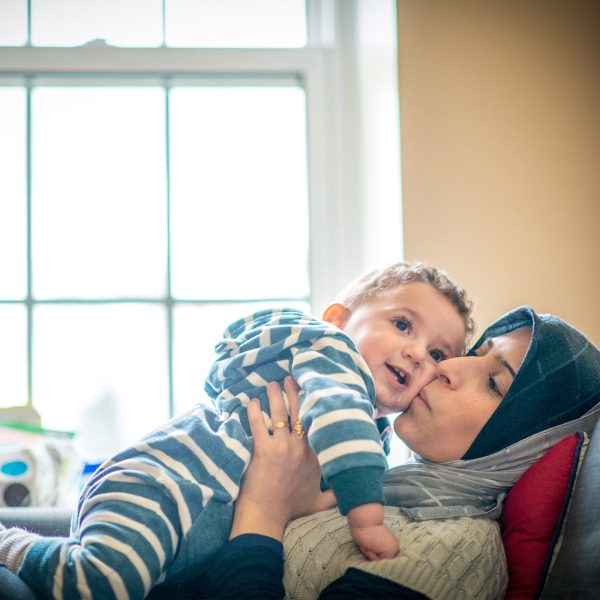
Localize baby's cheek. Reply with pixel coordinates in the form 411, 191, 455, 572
413, 363, 437, 390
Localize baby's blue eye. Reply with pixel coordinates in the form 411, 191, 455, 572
429, 349, 445, 363
394, 318, 410, 332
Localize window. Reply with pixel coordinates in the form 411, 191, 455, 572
0, 0, 402, 462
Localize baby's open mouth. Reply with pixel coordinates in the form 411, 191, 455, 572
386, 364, 410, 385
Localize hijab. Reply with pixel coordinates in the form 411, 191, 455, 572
382, 306, 600, 520
464, 306, 600, 458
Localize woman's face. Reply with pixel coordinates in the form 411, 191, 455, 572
394, 326, 532, 462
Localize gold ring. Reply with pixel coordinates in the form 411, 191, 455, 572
273, 421, 288, 430
292, 419, 305, 439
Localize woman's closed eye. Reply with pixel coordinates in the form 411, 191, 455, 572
488, 376, 503, 397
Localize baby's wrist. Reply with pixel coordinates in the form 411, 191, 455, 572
347, 502, 384, 529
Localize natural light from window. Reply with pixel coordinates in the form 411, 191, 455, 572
0, 0, 404, 464
169, 86, 309, 300
0, 0, 307, 48
0, 87, 26, 298
32, 87, 167, 299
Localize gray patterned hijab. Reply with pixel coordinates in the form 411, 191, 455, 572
382, 306, 600, 520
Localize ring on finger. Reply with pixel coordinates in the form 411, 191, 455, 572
273, 421, 288, 430
292, 419, 305, 439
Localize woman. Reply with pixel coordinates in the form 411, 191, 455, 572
192, 306, 600, 599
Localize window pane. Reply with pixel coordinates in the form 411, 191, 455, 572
173, 300, 309, 415
0, 0, 27, 46
33, 304, 169, 459
170, 87, 309, 300
0, 305, 27, 408
165, 0, 306, 48
31, 87, 167, 299
0, 87, 27, 298
31, 0, 163, 47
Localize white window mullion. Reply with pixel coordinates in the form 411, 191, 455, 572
0, 47, 314, 75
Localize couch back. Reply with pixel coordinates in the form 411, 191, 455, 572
540, 417, 600, 598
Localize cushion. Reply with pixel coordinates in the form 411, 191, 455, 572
500, 432, 587, 599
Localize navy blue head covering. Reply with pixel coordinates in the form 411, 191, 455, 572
462, 306, 600, 460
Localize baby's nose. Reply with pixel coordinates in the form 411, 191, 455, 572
404, 342, 427, 365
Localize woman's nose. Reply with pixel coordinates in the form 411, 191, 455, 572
436, 354, 482, 388
435, 365, 453, 387
434, 356, 466, 388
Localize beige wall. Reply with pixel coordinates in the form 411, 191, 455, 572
397, 0, 600, 345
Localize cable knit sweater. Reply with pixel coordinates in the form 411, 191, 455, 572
283, 507, 508, 600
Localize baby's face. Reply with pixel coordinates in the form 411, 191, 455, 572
340, 282, 466, 415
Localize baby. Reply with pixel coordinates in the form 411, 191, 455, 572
0, 261, 473, 599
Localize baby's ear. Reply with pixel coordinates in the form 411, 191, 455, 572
322, 303, 351, 329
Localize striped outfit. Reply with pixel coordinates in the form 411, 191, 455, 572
0, 308, 386, 600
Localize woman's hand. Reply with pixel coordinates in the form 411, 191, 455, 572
230, 377, 336, 541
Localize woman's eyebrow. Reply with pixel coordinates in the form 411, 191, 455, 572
498, 357, 517, 379
487, 339, 517, 378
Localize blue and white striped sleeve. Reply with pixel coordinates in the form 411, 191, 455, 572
11, 447, 192, 600
8, 415, 237, 600
290, 329, 387, 514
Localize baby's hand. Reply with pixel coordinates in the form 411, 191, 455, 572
347, 503, 399, 561
350, 523, 399, 561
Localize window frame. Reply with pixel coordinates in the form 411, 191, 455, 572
0, 0, 402, 417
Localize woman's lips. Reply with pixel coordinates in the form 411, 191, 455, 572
414, 390, 431, 410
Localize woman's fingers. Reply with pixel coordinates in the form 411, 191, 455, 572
250, 379, 300, 444
284, 376, 301, 424
266, 381, 290, 435
235, 379, 334, 533
284, 375, 307, 441
246, 398, 268, 444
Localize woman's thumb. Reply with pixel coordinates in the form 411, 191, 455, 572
313, 490, 337, 512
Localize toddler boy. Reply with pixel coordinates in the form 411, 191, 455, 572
0, 261, 473, 599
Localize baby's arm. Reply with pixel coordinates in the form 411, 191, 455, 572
0, 409, 225, 600
0, 467, 183, 600
290, 328, 398, 560
347, 503, 399, 561
290, 336, 387, 512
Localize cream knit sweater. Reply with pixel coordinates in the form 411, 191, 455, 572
283, 507, 507, 600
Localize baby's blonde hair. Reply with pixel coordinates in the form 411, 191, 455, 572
336, 261, 475, 345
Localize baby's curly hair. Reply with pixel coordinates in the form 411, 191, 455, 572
336, 261, 475, 348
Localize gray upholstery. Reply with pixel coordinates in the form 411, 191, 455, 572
540, 420, 600, 599
0, 507, 71, 537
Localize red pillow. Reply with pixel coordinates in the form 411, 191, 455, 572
500, 432, 586, 599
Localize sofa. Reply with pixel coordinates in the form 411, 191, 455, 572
538, 415, 600, 599
1, 417, 599, 599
